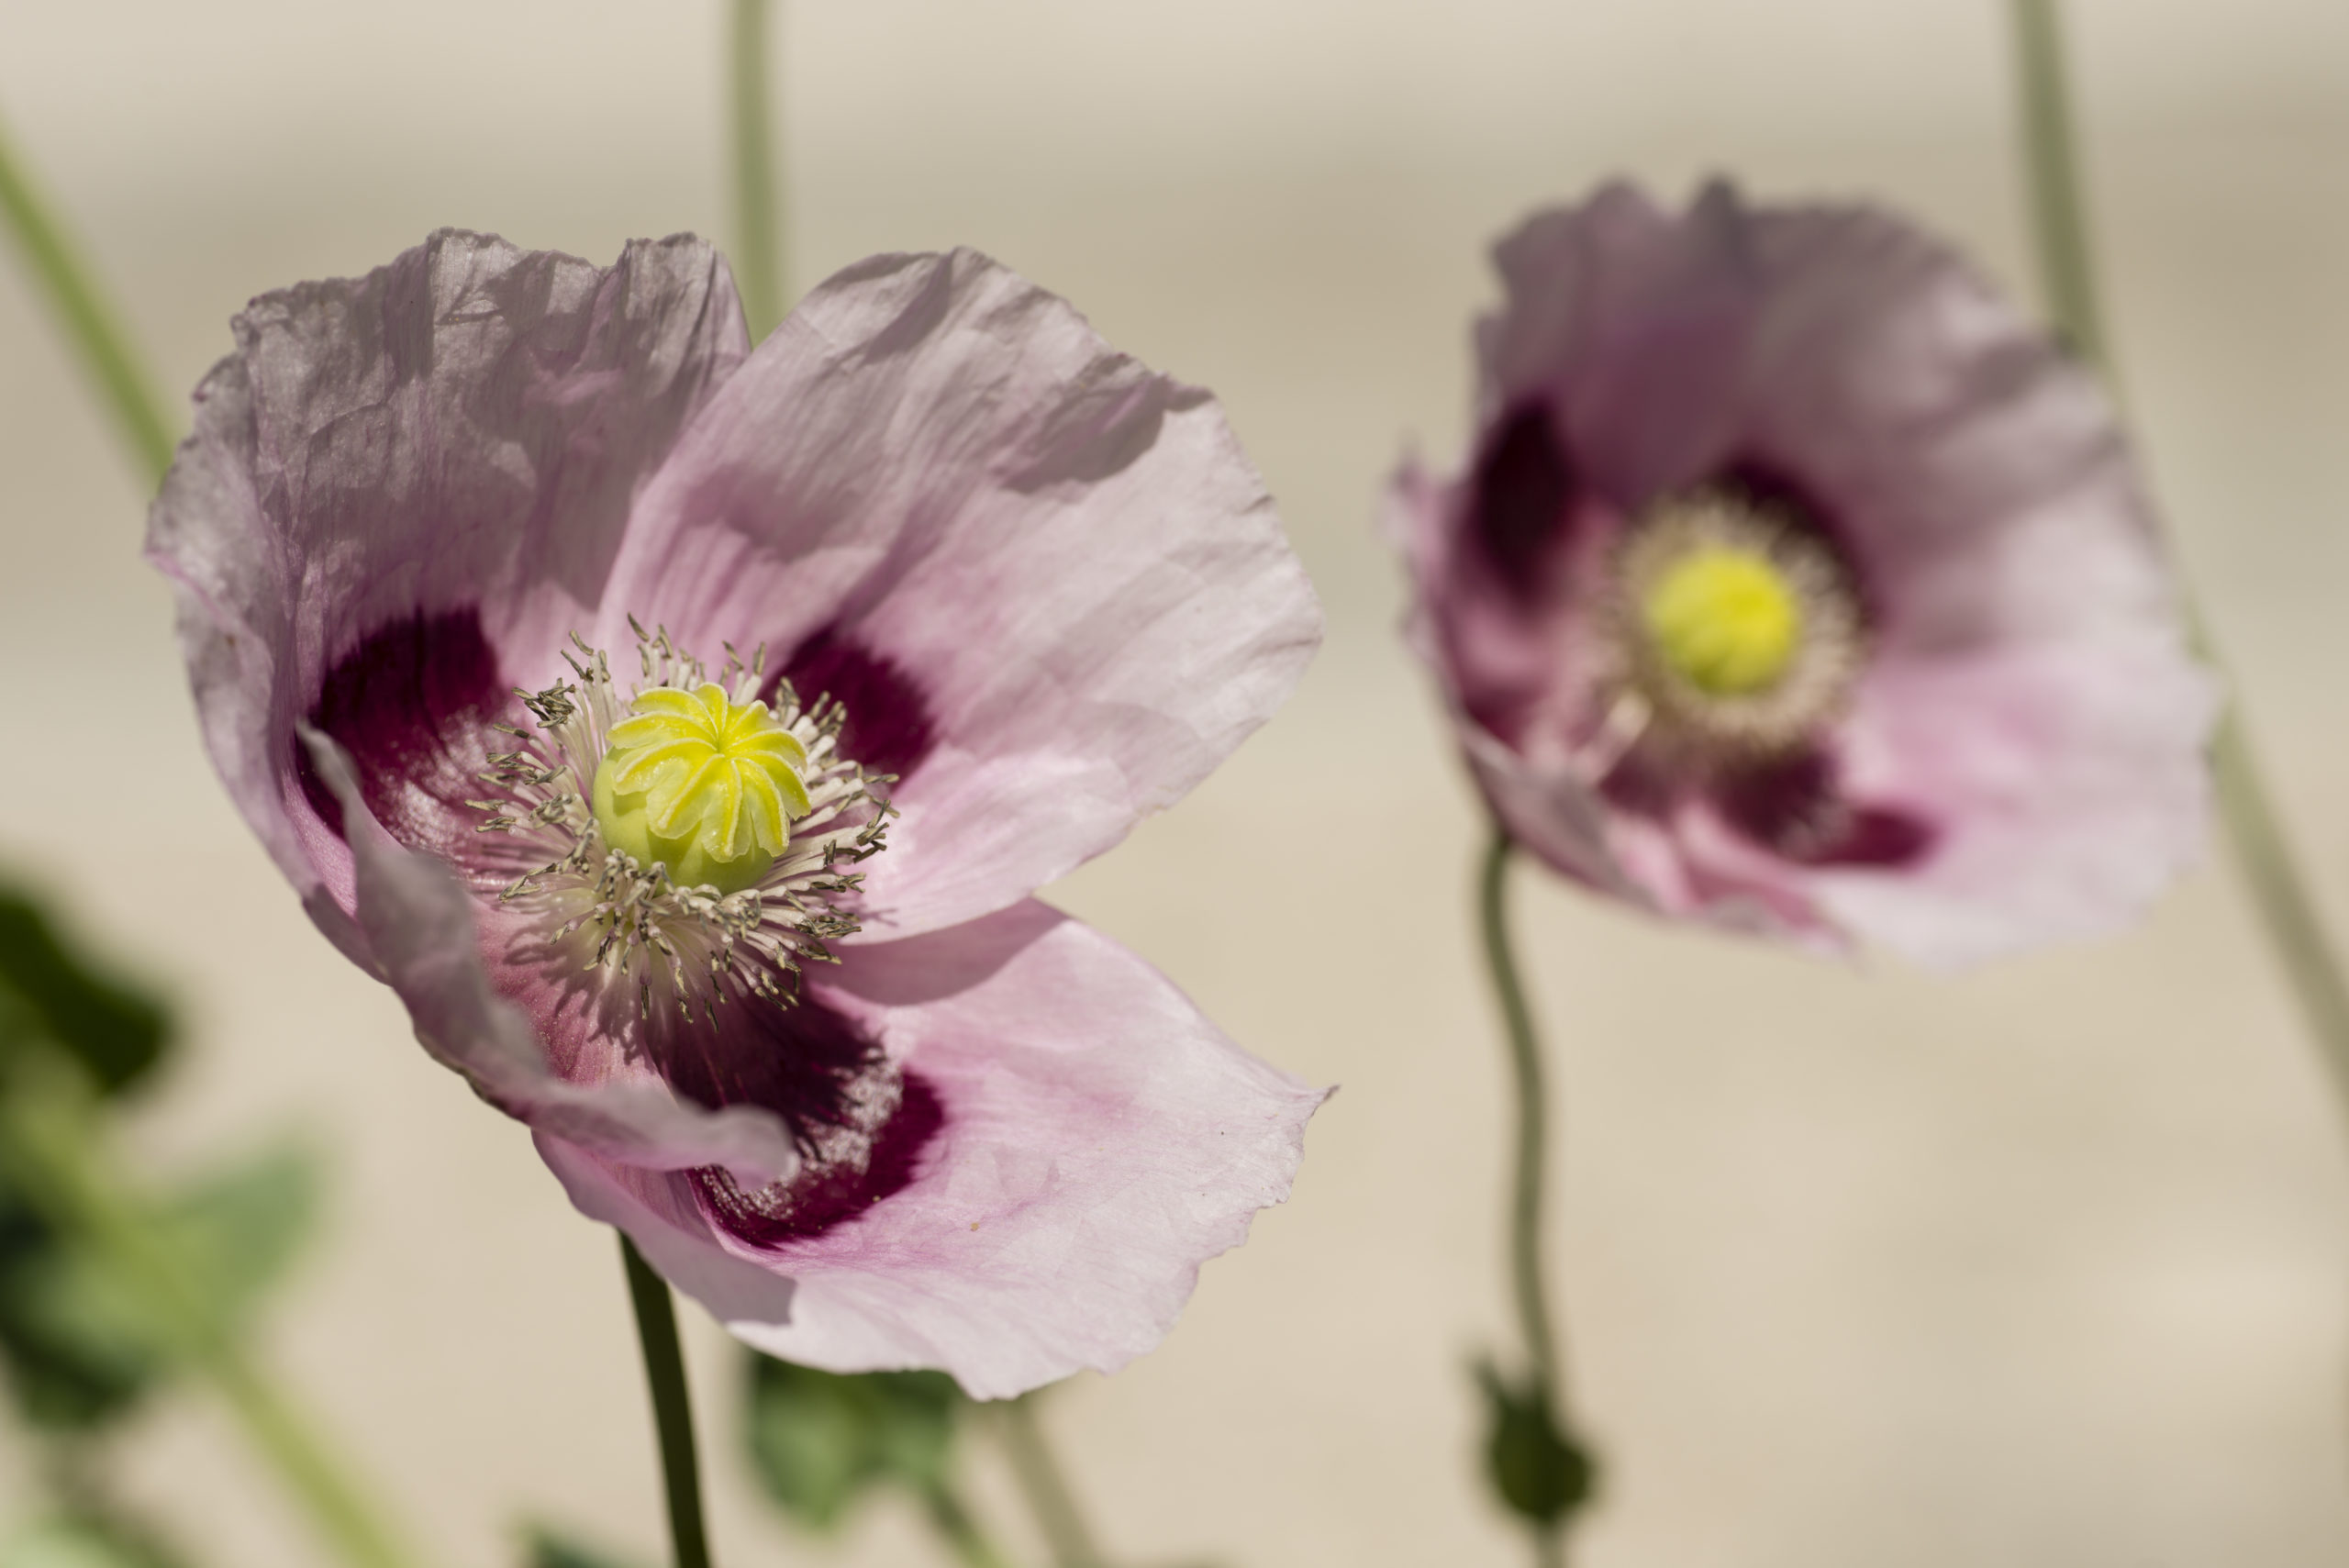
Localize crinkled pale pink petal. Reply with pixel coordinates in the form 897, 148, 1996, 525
1485, 182, 1757, 508
1740, 205, 2174, 650
596, 249, 1322, 940
1808, 635, 2220, 965
152, 230, 1325, 1388
540, 901, 1328, 1399
147, 228, 749, 911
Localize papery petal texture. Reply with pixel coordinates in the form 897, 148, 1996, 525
544, 902, 1326, 1398
149, 228, 749, 917
1396, 182, 2216, 964
151, 230, 1323, 1394
598, 249, 1320, 940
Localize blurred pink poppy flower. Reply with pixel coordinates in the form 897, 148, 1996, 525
1392, 182, 2217, 965
149, 230, 1324, 1396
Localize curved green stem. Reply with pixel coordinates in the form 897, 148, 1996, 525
1480, 831, 1563, 1404
996, 1392, 1108, 1568
2007, 0, 2349, 1121
728, 0, 786, 339
0, 106, 174, 484
619, 1235, 713, 1568
0, 1058, 417, 1568
1478, 829, 1575, 1568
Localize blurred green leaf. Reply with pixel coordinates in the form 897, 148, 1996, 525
0, 1145, 320, 1432
0, 886, 173, 1099
159, 1145, 321, 1326
0, 1184, 152, 1430
0, 1517, 178, 1568
743, 1352, 964, 1530
1473, 1358, 1597, 1528
518, 1526, 646, 1568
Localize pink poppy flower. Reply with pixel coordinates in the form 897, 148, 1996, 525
1393, 182, 2217, 965
148, 230, 1325, 1396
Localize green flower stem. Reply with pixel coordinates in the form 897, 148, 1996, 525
922, 1481, 1021, 1568
0, 1055, 417, 1568
2009, 0, 2108, 370
618, 1234, 713, 1568
1478, 829, 1569, 1568
2007, 0, 2349, 1119
0, 106, 174, 485
727, 0, 785, 340
995, 1392, 1108, 1568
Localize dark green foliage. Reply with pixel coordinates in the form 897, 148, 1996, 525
742, 1353, 965, 1530
0, 1147, 319, 1432
0, 878, 317, 1436
518, 1526, 647, 1568
0, 888, 173, 1099
0, 1182, 149, 1429
1474, 1358, 1598, 1529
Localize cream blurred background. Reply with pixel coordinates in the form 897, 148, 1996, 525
3, 1, 2347, 1562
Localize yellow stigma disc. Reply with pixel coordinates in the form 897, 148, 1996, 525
1640, 545, 1804, 697
591, 683, 812, 895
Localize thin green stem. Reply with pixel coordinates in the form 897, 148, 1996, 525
0, 1059, 417, 1568
2009, 0, 2107, 369
1478, 829, 1575, 1567
0, 106, 174, 484
922, 1481, 1020, 1568
728, 0, 785, 339
995, 1393, 1108, 1568
1479, 831, 1561, 1401
619, 1235, 713, 1568
2006, 0, 2349, 1120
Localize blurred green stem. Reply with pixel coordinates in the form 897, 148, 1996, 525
996, 1392, 1108, 1568
2008, 0, 2349, 1119
728, 0, 785, 339
618, 1235, 713, 1568
1478, 830, 1568, 1568
0, 1056, 417, 1568
922, 1480, 1020, 1568
0, 106, 174, 485
2009, 0, 2107, 368
45, 1441, 204, 1568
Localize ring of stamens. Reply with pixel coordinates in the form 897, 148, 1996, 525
1600, 489, 1863, 762
466, 618, 896, 1021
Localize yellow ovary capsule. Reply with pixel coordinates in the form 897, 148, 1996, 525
1640, 545, 1805, 697
591, 683, 812, 895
